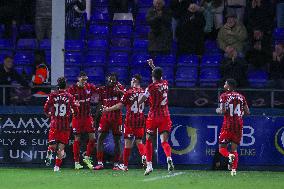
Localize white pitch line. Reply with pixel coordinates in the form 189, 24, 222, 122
143, 172, 186, 182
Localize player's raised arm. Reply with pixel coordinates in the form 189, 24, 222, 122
138, 88, 149, 105
103, 102, 124, 112
43, 95, 52, 117
147, 59, 155, 70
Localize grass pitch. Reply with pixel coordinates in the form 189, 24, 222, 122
0, 168, 283, 189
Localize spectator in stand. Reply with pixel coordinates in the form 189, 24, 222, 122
176, 3, 205, 55
220, 46, 247, 87
0, 55, 29, 105
270, 43, 284, 88
146, 0, 172, 56
217, 12, 247, 55
200, 0, 224, 40
66, 0, 86, 40
225, 0, 246, 22
35, 0, 52, 40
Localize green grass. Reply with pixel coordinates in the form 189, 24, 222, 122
0, 168, 283, 189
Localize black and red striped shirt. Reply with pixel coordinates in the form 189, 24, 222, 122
44, 89, 78, 131
68, 83, 97, 117
220, 91, 248, 134
144, 80, 170, 118
121, 87, 145, 128
98, 82, 125, 120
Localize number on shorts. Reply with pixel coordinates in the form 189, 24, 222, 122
54, 103, 67, 116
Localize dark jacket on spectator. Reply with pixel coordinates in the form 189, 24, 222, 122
176, 11, 206, 55
170, 0, 193, 19
246, 47, 271, 69
0, 64, 28, 86
146, 7, 172, 53
220, 56, 247, 87
270, 57, 284, 80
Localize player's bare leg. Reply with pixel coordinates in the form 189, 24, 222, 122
230, 142, 239, 176
73, 135, 83, 169
135, 139, 146, 169
94, 132, 107, 170
113, 135, 122, 170
54, 143, 65, 172
144, 133, 154, 176
83, 133, 95, 169
45, 144, 56, 166
119, 138, 133, 171
160, 131, 174, 172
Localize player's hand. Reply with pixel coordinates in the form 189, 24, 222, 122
147, 59, 155, 69
102, 106, 108, 112
216, 108, 222, 114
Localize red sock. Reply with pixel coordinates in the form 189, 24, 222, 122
86, 140, 95, 157
137, 143, 145, 156
161, 141, 171, 158
114, 153, 120, 163
219, 147, 229, 157
123, 148, 131, 166
145, 139, 153, 162
232, 151, 239, 170
97, 151, 104, 163
73, 140, 80, 162
55, 158, 62, 167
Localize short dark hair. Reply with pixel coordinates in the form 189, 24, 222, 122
152, 67, 163, 80
4, 55, 14, 60
79, 71, 87, 77
226, 78, 237, 89
133, 74, 142, 83
108, 72, 118, 79
57, 77, 66, 89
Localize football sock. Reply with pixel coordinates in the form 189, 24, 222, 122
86, 139, 95, 157
161, 141, 172, 158
219, 147, 229, 157
123, 148, 131, 167
114, 153, 120, 164
55, 157, 62, 167
232, 151, 239, 170
146, 139, 153, 162
97, 151, 104, 164
47, 146, 55, 158
137, 143, 146, 156
73, 140, 80, 162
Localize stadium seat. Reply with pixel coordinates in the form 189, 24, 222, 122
109, 52, 129, 67
273, 28, 284, 42
204, 40, 222, 54
93, 0, 109, 6
154, 54, 176, 68
162, 67, 174, 86
17, 39, 37, 49
0, 50, 13, 62
137, 0, 152, 7
0, 39, 13, 49
175, 67, 198, 87
110, 38, 132, 51
134, 25, 149, 38
45, 51, 51, 65
91, 13, 110, 24
136, 13, 147, 24
177, 55, 199, 67
14, 51, 34, 65
39, 39, 51, 50
107, 67, 129, 84
111, 25, 132, 38
88, 25, 109, 39
65, 40, 84, 51
65, 52, 82, 65
131, 53, 150, 67
83, 66, 105, 84
15, 66, 33, 76
248, 70, 268, 88
200, 67, 221, 87
87, 39, 108, 51
133, 39, 148, 52
19, 24, 35, 38
85, 52, 106, 67
93, 6, 109, 14
201, 54, 222, 67
65, 66, 81, 83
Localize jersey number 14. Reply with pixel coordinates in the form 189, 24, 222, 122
229, 104, 241, 116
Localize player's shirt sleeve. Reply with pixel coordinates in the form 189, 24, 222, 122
90, 83, 97, 94
44, 94, 53, 115
120, 91, 129, 106
70, 94, 79, 117
143, 87, 150, 98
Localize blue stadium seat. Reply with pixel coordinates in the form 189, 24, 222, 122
17, 39, 37, 49
131, 53, 150, 67
273, 28, 284, 42
200, 68, 221, 87
133, 39, 148, 52
88, 25, 109, 39
204, 40, 222, 54
177, 55, 199, 67
85, 52, 106, 67
137, 0, 152, 7
175, 67, 198, 87
65, 67, 81, 83
83, 66, 105, 84
14, 51, 34, 65
45, 51, 51, 65
93, 6, 109, 14
154, 54, 176, 68
93, 0, 109, 6
110, 38, 131, 51
91, 13, 110, 24
0, 50, 13, 62
107, 67, 129, 84
0, 39, 13, 49
65, 40, 84, 51
111, 25, 132, 38
201, 54, 222, 67
162, 67, 174, 86
136, 13, 147, 24
134, 25, 149, 38
248, 70, 268, 88
109, 52, 129, 67
65, 52, 82, 65
39, 40, 51, 50
87, 39, 108, 51
15, 66, 33, 76
19, 25, 35, 38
